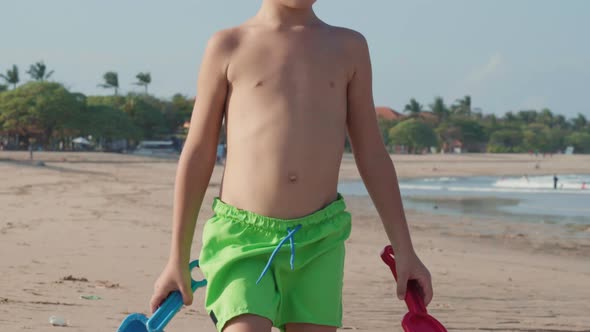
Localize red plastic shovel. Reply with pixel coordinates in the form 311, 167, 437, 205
380, 245, 448, 332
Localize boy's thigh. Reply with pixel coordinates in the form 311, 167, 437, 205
278, 242, 345, 327
223, 314, 273, 332
205, 258, 280, 331
285, 323, 337, 332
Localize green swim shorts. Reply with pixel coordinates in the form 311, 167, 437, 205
199, 194, 352, 331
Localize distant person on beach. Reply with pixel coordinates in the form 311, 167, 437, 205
149, 1, 432, 331
554, 174, 559, 189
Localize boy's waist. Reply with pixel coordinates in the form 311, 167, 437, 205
212, 193, 347, 231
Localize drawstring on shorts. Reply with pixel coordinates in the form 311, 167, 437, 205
256, 224, 303, 284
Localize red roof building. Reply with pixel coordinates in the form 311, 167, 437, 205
375, 106, 402, 121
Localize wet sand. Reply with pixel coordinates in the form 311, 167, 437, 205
1, 151, 589, 331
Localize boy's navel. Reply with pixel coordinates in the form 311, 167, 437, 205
288, 172, 298, 183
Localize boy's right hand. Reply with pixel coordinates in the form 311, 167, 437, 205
149, 260, 193, 313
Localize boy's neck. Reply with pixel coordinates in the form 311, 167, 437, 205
256, 0, 320, 28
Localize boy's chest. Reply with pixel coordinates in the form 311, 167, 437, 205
228, 36, 351, 91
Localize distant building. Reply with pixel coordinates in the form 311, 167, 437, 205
375, 106, 402, 121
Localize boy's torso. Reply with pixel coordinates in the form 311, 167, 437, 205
219, 23, 357, 219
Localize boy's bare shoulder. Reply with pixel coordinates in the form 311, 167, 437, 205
325, 25, 368, 50
327, 26, 366, 40
205, 27, 242, 55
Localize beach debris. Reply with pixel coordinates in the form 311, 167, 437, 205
49, 316, 68, 327
61, 275, 88, 282
95, 280, 119, 289
33, 300, 76, 306
80, 295, 102, 300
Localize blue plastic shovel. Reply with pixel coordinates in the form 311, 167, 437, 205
117, 260, 207, 332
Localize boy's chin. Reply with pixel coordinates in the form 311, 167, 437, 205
277, 0, 317, 9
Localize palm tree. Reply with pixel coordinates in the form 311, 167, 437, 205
404, 98, 424, 118
134, 72, 151, 94
27, 61, 54, 81
572, 113, 587, 130
504, 111, 517, 122
98, 71, 119, 95
453, 95, 472, 116
429, 96, 449, 122
0, 65, 20, 89
539, 108, 554, 127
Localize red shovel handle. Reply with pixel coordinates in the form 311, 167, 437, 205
381, 245, 427, 315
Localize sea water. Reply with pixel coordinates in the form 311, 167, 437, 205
338, 174, 590, 225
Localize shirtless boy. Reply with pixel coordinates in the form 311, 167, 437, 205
150, 1, 433, 331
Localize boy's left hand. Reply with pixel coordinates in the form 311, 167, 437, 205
393, 250, 433, 306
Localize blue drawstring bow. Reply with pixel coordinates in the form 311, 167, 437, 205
256, 224, 303, 284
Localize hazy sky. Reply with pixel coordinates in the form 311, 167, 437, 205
2, 0, 589, 117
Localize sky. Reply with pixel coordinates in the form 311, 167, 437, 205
2, 0, 589, 117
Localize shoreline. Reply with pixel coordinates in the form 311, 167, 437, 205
3, 150, 590, 179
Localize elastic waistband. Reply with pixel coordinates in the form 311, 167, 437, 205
212, 194, 347, 231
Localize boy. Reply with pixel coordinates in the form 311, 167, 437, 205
150, 1, 433, 331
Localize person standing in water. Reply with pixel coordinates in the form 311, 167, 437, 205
553, 174, 559, 189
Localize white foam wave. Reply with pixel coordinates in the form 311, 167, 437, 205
493, 175, 590, 191
421, 177, 457, 183
399, 184, 590, 195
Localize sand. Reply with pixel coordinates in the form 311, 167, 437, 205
1, 151, 589, 332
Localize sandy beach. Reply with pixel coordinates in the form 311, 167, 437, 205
1, 151, 589, 332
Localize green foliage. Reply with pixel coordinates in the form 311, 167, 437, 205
82, 105, 140, 140
123, 94, 168, 139
487, 129, 523, 152
373, 97, 589, 154
522, 123, 564, 152
99, 71, 119, 95
171, 93, 193, 121
455, 118, 487, 149
452, 95, 472, 116
403, 98, 423, 117
377, 118, 398, 146
87, 93, 191, 139
565, 132, 590, 153
388, 119, 437, 153
134, 72, 151, 94
1, 65, 20, 89
0, 72, 586, 154
436, 117, 487, 151
87, 95, 126, 109
0, 81, 84, 145
27, 61, 54, 81
429, 96, 449, 122
572, 113, 587, 131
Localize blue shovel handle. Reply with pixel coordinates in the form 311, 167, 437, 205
146, 260, 207, 332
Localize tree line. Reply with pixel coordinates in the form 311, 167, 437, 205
0, 62, 192, 150
1, 62, 589, 153
379, 96, 590, 154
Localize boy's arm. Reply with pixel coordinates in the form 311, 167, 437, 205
151, 31, 234, 311
170, 31, 234, 266
345, 32, 433, 304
